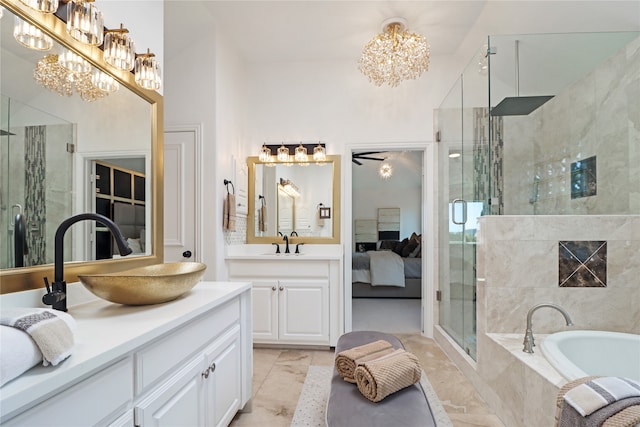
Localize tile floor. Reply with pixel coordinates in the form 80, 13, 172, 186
229, 334, 505, 427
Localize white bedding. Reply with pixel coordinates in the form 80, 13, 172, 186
368, 251, 405, 287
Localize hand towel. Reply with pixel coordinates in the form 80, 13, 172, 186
0, 308, 76, 367
223, 193, 236, 231
335, 339, 394, 383
354, 348, 422, 403
564, 377, 640, 416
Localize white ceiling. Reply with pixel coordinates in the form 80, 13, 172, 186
181, 1, 488, 63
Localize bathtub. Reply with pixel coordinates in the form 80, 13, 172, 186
540, 330, 640, 382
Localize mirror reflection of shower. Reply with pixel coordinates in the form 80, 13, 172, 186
1, 96, 74, 269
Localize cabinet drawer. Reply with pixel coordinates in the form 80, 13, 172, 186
135, 298, 240, 395
4, 357, 133, 427
228, 260, 329, 278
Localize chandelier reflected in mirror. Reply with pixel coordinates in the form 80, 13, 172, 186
359, 17, 430, 87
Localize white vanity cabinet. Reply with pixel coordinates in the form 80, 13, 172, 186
227, 256, 341, 346
134, 325, 241, 427
252, 279, 329, 344
0, 283, 252, 427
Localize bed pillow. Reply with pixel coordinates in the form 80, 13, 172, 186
393, 238, 409, 255
409, 244, 421, 258
379, 240, 399, 251
402, 241, 419, 257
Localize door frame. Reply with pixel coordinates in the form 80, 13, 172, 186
164, 124, 203, 263
343, 141, 437, 338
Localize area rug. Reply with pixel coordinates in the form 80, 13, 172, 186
291, 365, 453, 427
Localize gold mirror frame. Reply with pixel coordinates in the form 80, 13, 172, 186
0, 0, 164, 293
247, 155, 341, 244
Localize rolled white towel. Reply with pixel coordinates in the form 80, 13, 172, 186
0, 325, 43, 387
1, 308, 76, 369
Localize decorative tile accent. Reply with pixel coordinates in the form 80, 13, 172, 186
571, 156, 597, 199
559, 240, 607, 287
24, 125, 47, 266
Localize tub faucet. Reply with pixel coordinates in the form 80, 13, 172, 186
42, 213, 132, 312
523, 303, 573, 353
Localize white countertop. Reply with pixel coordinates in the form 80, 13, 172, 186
225, 244, 343, 260
0, 281, 251, 421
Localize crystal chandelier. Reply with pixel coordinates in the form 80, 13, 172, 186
379, 161, 393, 179
359, 17, 430, 87
34, 54, 73, 96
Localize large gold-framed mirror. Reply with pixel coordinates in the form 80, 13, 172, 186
0, 0, 164, 293
247, 155, 340, 244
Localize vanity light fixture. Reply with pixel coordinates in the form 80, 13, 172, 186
313, 143, 327, 162
18, 0, 58, 14
294, 143, 308, 163
103, 24, 136, 71
14, 16, 53, 51
91, 69, 119, 93
258, 144, 273, 163
279, 178, 300, 198
66, 0, 104, 46
359, 17, 430, 87
379, 161, 393, 179
58, 46, 91, 75
277, 143, 290, 162
134, 49, 162, 90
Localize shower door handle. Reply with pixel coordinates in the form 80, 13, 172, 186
451, 199, 467, 225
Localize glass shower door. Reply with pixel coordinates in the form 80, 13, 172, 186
437, 51, 489, 359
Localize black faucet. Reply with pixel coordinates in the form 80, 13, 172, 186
42, 213, 133, 312
272, 242, 281, 254
295, 243, 305, 254
290, 231, 298, 237
283, 235, 290, 254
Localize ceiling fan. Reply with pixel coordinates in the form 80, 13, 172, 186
352, 151, 386, 165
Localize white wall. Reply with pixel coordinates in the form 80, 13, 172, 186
162, 0, 640, 282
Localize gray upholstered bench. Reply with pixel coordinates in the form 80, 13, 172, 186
326, 331, 437, 427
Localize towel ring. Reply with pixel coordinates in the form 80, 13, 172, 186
223, 179, 235, 195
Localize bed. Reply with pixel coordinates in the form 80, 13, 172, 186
352, 240, 422, 299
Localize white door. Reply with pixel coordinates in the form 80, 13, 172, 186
164, 130, 198, 262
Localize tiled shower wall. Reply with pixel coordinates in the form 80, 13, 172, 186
501, 36, 640, 215
476, 215, 640, 336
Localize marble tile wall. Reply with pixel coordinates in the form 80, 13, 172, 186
476, 215, 639, 336
468, 215, 640, 427
501, 35, 640, 215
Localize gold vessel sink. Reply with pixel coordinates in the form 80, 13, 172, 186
78, 262, 207, 305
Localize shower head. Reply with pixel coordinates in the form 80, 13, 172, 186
1, 129, 16, 136
491, 40, 555, 116
490, 95, 554, 116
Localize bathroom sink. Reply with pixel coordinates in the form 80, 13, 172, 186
78, 262, 207, 305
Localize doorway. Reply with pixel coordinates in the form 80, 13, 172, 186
344, 143, 436, 337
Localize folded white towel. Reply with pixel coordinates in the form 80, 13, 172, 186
0, 308, 76, 367
564, 377, 640, 416
0, 325, 43, 387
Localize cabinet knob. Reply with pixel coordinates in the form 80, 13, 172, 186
201, 368, 210, 379
272, 286, 276, 291
209, 361, 216, 373
279, 286, 284, 291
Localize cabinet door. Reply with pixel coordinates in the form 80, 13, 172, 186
203, 326, 242, 427
135, 356, 205, 427
251, 280, 278, 342
278, 279, 329, 344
